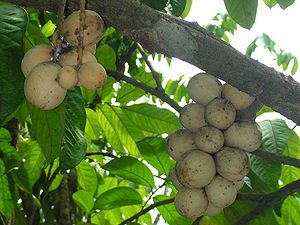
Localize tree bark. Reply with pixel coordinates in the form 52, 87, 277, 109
5, 0, 300, 125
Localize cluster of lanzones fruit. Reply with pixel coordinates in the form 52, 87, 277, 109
167, 73, 262, 218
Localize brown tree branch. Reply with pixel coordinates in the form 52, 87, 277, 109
251, 148, 300, 168
4, 0, 300, 125
107, 69, 182, 113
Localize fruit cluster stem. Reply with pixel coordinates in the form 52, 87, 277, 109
53, 0, 66, 62
76, 0, 86, 69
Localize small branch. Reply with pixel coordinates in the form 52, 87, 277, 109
107, 69, 182, 113
85, 151, 118, 158
252, 148, 300, 168
136, 43, 163, 92
53, 0, 66, 63
234, 178, 300, 225
142, 181, 166, 210
118, 198, 175, 225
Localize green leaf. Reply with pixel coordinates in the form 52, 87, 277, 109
41, 20, 56, 37
28, 103, 65, 163
97, 104, 140, 156
263, 0, 277, 8
76, 160, 98, 195
141, 0, 168, 10
169, 0, 187, 17
121, 103, 180, 134
94, 187, 142, 210
291, 57, 298, 75
85, 108, 102, 140
0, 143, 21, 173
224, 0, 258, 29
60, 88, 87, 171
277, 0, 295, 9
154, 195, 192, 225
72, 190, 94, 212
137, 137, 171, 175
250, 120, 292, 188
24, 23, 51, 50
280, 196, 300, 224
97, 76, 115, 102
96, 44, 117, 70
0, 6, 27, 125
0, 128, 11, 143
180, 0, 193, 18
11, 164, 31, 193
97, 177, 119, 196
103, 156, 154, 188
47, 159, 63, 191
0, 159, 14, 218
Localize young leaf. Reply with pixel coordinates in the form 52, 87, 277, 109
103, 156, 155, 188
76, 160, 98, 195
263, 0, 277, 8
72, 190, 94, 213
94, 187, 142, 210
0, 6, 27, 125
0, 159, 14, 218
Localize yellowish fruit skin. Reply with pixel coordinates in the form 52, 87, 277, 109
62, 10, 105, 47
78, 62, 107, 90
179, 103, 206, 132
84, 44, 97, 54
58, 49, 97, 67
24, 62, 66, 110
21, 44, 53, 77
57, 66, 78, 89
195, 126, 224, 153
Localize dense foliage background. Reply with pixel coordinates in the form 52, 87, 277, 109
0, 0, 299, 224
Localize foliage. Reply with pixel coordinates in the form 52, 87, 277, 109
0, 1, 299, 225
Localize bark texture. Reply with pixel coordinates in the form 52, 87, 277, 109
5, 0, 300, 124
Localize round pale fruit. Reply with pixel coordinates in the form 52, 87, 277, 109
179, 103, 206, 132
175, 188, 208, 218
222, 83, 255, 110
176, 150, 216, 188
205, 98, 236, 130
78, 62, 107, 90
167, 129, 196, 160
203, 202, 223, 216
187, 73, 222, 105
195, 126, 224, 153
24, 62, 66, 110
21, 44, 53, 77
205, 175, 237, 208
233, 178, 245, 191
84, 44, 97, 54
62, 10, 105, 47
215, 147, 250, 182
224, 121, 262, 152
58, 49, 97, 67
57, 66, 78, 89
170, 168, 184, 190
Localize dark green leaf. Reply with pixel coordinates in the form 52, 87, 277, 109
12, 164, 31, 193
0, 159, 14, 218
122, 103, 180, 134
103, 156, 154, 188
277, 0, 295, 9
0, 143, 21, 173
0, 128, 11, 143
94, 187, 142, 210
141, 0, 168, 10
60, 88, 87, 171
169, 0, 186, 17
96, 44, 117, 70
24, 23, 51, 50
224, 0, 258, 29
180, 0, 193, 18
0, 6, 27, 125
28, 103, 65, 163
138, 137, 171, 175
154, 195, 192, 225
76, 160, 98, 195
72, 190, 94, 212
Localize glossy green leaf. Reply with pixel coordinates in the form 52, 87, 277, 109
76, 160, 98, 195
181, 0, 193, 18
60, 89, 87, 171
0, 142, 21, 173
94, 187, 142, 210
103, 156, 154, 188
154, 195, 191, 225
0, 128, 11, 143
85, 108, 102, 140
97, 104, 140, 156
0, 159, 14, 218
96, 44, 116, 70
277, 0, 295, 9
122, 103, 180, 134
72, 190, 94, 212
0, 6, 27, 125
41, 20, 56, 37
28, 103, 65, 163
264, 0, 277, 8
141, 0, 168, 10
137, 137, 171, 175
250, 120, 292, 188
169, 0, 187, 17
280, 196, 300, 224
224, 0, 258, 29
97, 177, 119, 196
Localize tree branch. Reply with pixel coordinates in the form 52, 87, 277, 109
252, 148, 300, 168
107, 69, 182, 113
85, 151, 118, 158
118, 198, 175, 225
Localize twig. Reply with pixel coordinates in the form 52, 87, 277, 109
118, 198, 175, 225
234, 178, 300, 225
252, 148, 300, 168
152, 185, 169, 225
117, 42, 137, 71
76, 0, 86, 69
136, 43, 163, 91
107, 69, 182, 113
85, 151, 118, 158
142, 181, 166, 210
192, 216, 203, 225
53, 0, 66, 63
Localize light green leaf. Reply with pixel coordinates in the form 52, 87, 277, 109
103, 156, 154, 188
277, 0, 295, 9
76, 160, 98, 195
97, 177, 119, 196
95, 187, 142, 210
291, 57, 298, 75
41, 20, 56, 37
47, 159, 63, 192
280, 196, 300, 224
224, 0, 258, 29
137, 137, 171, 175
0, 6, 27, 124
0, 159, 14, 218
28, 103, 65, 163
97, 104, 140, 156
85, 108, 102, 140
181, 0, 193, 18
0, 128, 11, 143
264, 0, 277, 8
72, 190, 94, 212
96, 44, 116, 70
